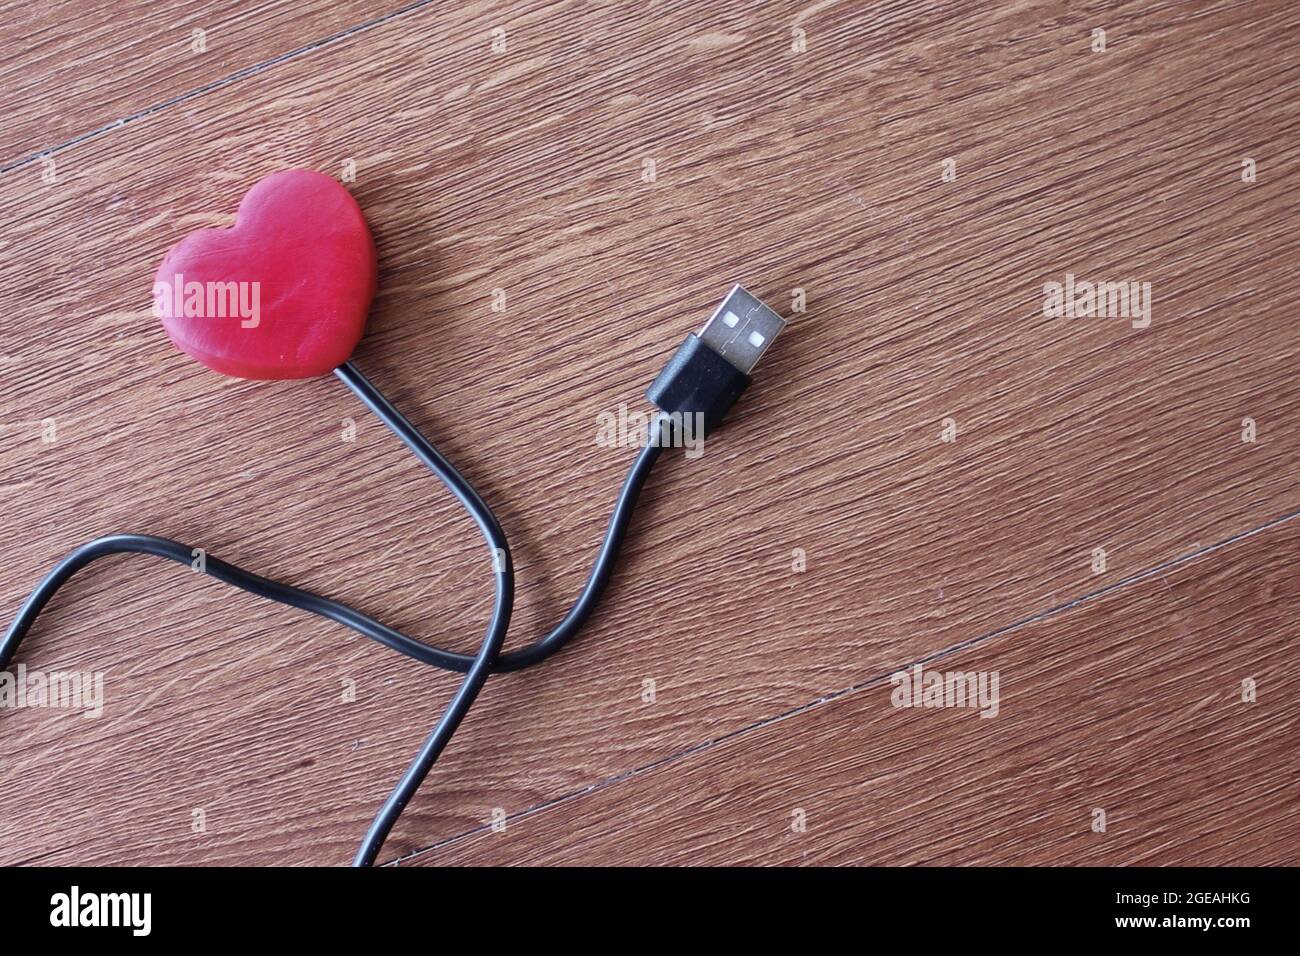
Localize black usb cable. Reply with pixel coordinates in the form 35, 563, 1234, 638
0, 285, 787, 866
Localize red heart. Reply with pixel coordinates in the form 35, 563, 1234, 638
154, 169, 377, 379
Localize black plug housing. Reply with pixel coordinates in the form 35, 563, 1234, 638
646, 333, 751, 434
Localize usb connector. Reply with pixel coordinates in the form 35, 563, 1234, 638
646, 285, 786, 436
696, 284, 786, 375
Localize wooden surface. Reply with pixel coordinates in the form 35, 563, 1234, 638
0, 0, 1296, 866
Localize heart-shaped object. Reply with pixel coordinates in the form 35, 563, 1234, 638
154, 169, 377, 379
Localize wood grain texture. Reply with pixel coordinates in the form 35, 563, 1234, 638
0, 0, 411, 166
0, 0, 1296, 866
413, 516, 1300, 865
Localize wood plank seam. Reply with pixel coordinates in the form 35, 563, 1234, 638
1, 0, 446, 174
394, 504, 1300, 864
